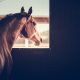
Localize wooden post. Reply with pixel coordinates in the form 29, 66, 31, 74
25, 39, 28, 48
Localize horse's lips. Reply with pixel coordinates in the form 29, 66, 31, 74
29, 35, 41, 46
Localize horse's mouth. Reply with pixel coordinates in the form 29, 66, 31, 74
34, 41, 40, 46
29, 35, 42, 46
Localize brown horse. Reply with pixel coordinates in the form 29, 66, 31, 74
21, 14, 42, 46
0, 6, 42, 76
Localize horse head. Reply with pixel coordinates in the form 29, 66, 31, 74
21, 7, 42, 46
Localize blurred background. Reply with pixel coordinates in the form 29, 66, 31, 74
0, 0, 49, 48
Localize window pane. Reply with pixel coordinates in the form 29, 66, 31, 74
0, 0, 49, 48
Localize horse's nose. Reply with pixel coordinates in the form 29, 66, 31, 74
40, 38, 42, 42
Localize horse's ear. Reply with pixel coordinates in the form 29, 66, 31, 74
28, 6, 32, 15
21, 6, 25, 13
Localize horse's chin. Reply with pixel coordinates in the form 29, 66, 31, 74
29, 39, 40, 46
34, 38, 42, 46
34, 41, 40, 46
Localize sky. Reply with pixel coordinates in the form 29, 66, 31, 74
0, 0, 49, 16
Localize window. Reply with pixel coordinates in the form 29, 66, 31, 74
13, 0, 49, 48
0, 0, 49, 48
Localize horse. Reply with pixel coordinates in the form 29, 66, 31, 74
0, 6, 42, 78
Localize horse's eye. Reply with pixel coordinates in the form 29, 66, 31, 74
33, 22, 36, 26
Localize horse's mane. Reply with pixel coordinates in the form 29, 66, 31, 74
0, 12, 25, 75
0, 13, 21, 27
0, 12, 28, 28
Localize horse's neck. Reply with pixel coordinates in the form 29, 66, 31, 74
0, 17, 21, 75
6, 20, 24, 48
0, 17, 24, 50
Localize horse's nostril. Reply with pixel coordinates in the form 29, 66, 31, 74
40, 38, 42, 42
